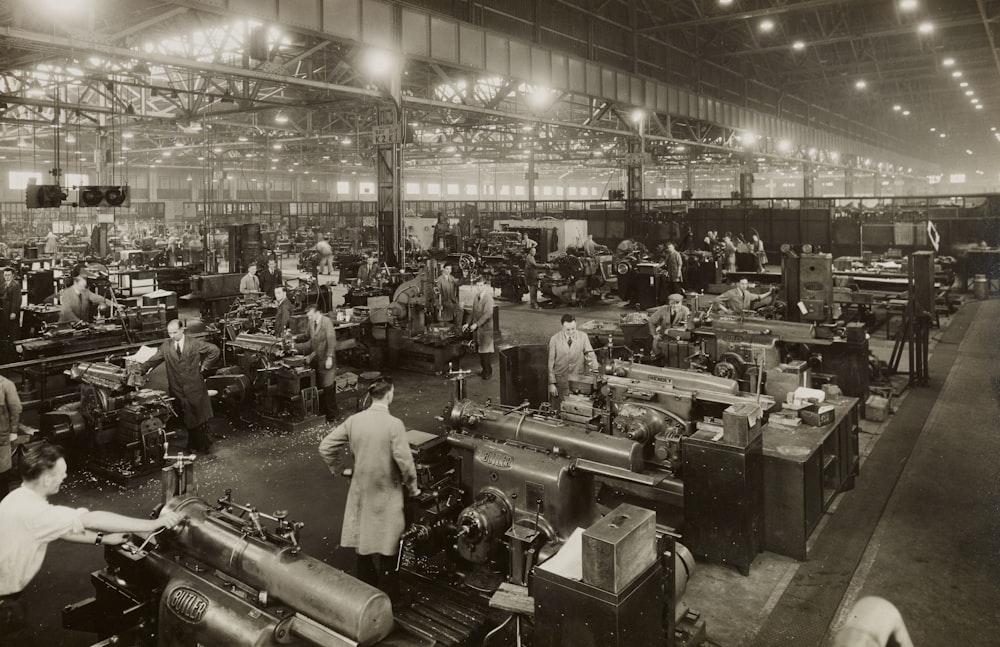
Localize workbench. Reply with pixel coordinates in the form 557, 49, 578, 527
762, 396, 859, 560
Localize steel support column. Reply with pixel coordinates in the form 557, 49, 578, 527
802, 161, 815, 198
625, 137, 643, 237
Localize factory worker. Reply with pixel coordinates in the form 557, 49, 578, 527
715, 278, 776, 315
0, 374, 21, 500
664, 242, 684, 295
59, 275, 114, 323
140, 319, 221, 453
357, 255, 379, 287
648, 294, 691, 339
463, 274, 495, 379
259, 258, 283, 297
315, 237, 334, 276
547, 313, 598, 409
239, 263, 260, 295
0, 445, 182, 640
435, 264, 462, 326
273, 285, 292, 335
295, 305, 339, 421
318, 377, 419, 602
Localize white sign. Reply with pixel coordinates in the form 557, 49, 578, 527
623, 152, 644, 165
373, 125, 400, 145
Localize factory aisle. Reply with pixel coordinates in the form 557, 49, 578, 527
752, 298, 1000, 646
829, 298, 1000, 644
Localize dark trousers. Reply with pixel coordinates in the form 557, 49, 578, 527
185, 423, 213, 454
0, 593, 33, 645
479, 352, 492, 378
356, 551, 400, 602
528, 282, 539, 307
323, 387, 339, 421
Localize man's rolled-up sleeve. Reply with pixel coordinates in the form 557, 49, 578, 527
29, 504, 88, 543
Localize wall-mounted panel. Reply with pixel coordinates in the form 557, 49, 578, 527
630, 77, 643, 105
531, 46, 551, 86
230, 0, 277, 19
585, 62, 602, 96
459, 25, 484, 68
602, 68, 615, 100
361, 0, 392, 49
278, 0, 320, 28
656, 83, 668, 113
510, 40, 531, 78
323, 0, 360, 40
551, 53, 568, 88
430, 17, 458, 62
485, 33, 509, 75
401, 9, 429, 57
668, 86, 679, 114
617, 73, 631, 103
567, 57, 586, 93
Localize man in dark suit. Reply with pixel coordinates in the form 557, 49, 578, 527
0, 268, 20, 362
58, 275, 113, 323
140, 320, 221, 453
296, 304, 339, 421
259, 258, 283, 297
273, 285, 293, 336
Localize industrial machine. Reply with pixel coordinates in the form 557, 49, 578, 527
382, 259, 468, 374
208, 332, 325, 432
450, 361, 769, 575
538, 246, 617, 306
64, 456, 395, 647
40, 359, 175, 484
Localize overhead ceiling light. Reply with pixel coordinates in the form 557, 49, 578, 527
917, 21, 934, 34
976, 104, 984, 110
855, 79, 867, 89
893, 104, 902, 111
943, 57, 955, 67
960, 81, 969, 88
342, 137, 352, 145
929, 127, 936, 132
902, 110, 911, 116
274, 112, 289, 124
719, 0, 734, 5
952, 71, 963, 78
972, 98, 980, 104
122, 131, 134, 139
940, 133, 947, 138
186, 175, 193, 181
966, 149, 974, 155
759, 19, 775, 33
966, 90, 975, 96
238, 135, 248, 142
777, 139, 792, 152
272, 143, 282, 150
630, 109, 646, 123
174, 141, 184, 147
66, 133, 76, 143
899, 0, 918, 10
792, 40, 805, 51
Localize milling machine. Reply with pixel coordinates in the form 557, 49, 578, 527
40, 359, 175, 485
538, 246, 617, 306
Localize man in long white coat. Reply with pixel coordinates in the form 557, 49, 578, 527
318, 377, 419, 602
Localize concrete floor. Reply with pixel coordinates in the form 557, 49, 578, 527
10, 263, 998, 646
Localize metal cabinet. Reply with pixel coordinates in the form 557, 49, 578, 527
762, 398, 859, 560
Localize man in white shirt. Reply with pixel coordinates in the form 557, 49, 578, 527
239, 263, 260, 295
0, 445, 182, 639
547, 313, 598, 409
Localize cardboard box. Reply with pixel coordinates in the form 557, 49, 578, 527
800, 404, 835, 427
865, 395, 889, 422
722, 402, 762, 446
582, 504, 657, 594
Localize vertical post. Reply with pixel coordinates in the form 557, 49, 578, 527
375, 8, 404, 268
802, 161, 815, 198
625, 135, 643, 237
844, 166, 854, 197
